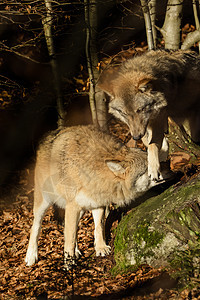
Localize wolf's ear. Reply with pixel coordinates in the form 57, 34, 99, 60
106, 160, 126, 177
97, 67, 119, 97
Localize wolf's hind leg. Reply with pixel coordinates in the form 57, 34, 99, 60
92, 207, 111, 257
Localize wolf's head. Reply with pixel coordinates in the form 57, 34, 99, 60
105, 147, 161, 205
98, 69, 167, 140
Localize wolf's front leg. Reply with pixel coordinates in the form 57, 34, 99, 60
92, 207, 111, 257
143, 119, 167, 181
64, 202, 81, 269
147, 143, 162, 181
25, 199, 50, 266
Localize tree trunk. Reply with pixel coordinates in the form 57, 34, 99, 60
84, 0, 107, 128
140, 0, 155, 50
161, 0, 183, 50
113, 174, 200, 281
42, 0, 65, 128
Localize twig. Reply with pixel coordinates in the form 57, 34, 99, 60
0, 42, 45, 64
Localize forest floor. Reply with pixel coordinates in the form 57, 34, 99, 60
0, 121, 200, 300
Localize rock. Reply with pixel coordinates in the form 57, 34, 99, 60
113, 174, 200, 277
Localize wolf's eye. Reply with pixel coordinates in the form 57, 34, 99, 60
136, 108, 142, 113
145, 104, 151, 112
138, 82, 153, 93
138, 85, 148, 93
115, 108, 127, 117
136, 104, 152, 114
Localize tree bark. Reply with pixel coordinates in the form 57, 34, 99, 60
161, 0, 183, 50
42, 0, 65, 128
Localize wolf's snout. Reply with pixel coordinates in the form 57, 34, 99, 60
128, 121, 146, 141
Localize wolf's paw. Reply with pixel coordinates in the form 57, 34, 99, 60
96, 245, 111, 257
25, 247, 38, 266
148, 164, 163, 182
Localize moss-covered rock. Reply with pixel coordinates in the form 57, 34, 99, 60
113, 174, 200, 276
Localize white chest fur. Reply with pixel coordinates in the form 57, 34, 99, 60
75, 191, 99, 210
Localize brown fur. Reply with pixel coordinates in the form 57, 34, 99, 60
98, 50, 200, 180
25, 125, 155, 268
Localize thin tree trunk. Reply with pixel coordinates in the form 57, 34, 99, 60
193, 0, 200, 29
42, 0, 65, 128
149, 0, 157, 47
140, 0, 155, 50
84, 0, 107, 128
161, 0, 183, 50
84, 0, 98, 127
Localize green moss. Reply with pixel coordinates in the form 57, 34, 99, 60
112, 212, 133, 274
130, 223, 164, 266
113, 220, 164, 273
133, 223, 163, 247
170, 242, 200, 288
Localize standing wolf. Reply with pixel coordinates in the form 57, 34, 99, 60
98, 50, 200, 180
25, 125, 157, 268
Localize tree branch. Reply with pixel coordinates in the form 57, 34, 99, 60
181, 29, 200, 50
181, 1, 200, 51
0, 42, 44, 64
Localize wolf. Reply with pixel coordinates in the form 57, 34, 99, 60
25, 125, 157, 268
98, 50, 200, 181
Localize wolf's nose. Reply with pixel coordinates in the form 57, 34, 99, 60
132, 134, 142, 141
